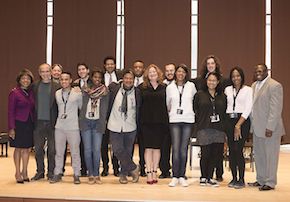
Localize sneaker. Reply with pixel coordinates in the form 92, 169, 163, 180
49, 174, 62, 184
73, 175, 81, 184
200, 178, 207, 186
228, 179, 237, 188
179, 177, 189, 187
88, 176, 95, 185
130, 166, 140, 183
207, 178, 219, 187
119, 175, 128, 184
31, 173, 45, 181
168, 177, 179, 187
234, 180, 245, 189
95, 176, 102, 184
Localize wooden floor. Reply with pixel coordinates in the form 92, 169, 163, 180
0, 146, 290, 202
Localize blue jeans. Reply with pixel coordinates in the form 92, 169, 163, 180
110, 130, 137, 176
81, 120, 103, 176
169, 123, 192, 178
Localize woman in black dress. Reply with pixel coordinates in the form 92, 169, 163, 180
140, 64, 168, 184
8, 69, 35, 183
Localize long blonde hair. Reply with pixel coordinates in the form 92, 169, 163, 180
142, 64, 164, 88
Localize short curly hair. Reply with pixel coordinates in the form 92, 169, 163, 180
16, 68, 34, 85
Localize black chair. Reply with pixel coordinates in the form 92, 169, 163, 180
0, 132, 9, 157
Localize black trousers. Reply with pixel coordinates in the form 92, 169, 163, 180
101, 129, 119, 171
33, 120, 55, 176
200, 143, 224, 180
226, 116, 250, 180
159, 129, 171, 174
213, 143, 224, 179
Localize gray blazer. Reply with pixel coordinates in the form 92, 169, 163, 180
251, 77, 285, 138
79, 92, 109, 134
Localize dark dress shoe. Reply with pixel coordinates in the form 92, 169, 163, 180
248, 181, 262, 187
23, 178, 30, 182
159, 173, 171, 179
101, 169, 109, 177
114, 169, 119, 177
216, 177, 223, 182
31, 173, 45, 181
259, 185, 274, 191
16, 180, 24, 184
140, 169, 146, 177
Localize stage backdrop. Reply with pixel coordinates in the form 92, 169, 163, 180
124, 0, 191, 70
52, 0, 116, 78
198, 0, 265, 84
0, 0, 46, 132
272, 0, 290, 143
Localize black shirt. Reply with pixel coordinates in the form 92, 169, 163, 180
194, 90, 227, 132
139, 84, 169, 124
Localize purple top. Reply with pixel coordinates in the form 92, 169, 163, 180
8, 86, 35, 130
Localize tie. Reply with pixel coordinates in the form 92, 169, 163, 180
109, 74, 112, 84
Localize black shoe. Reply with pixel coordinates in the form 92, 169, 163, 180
16, 180, 24, 184
114, 169, 119, 177
259, 185, 274, 191
216, 177, 223, 182
140, 169, 146, 177
73, 175, 81, 184
184, 175, 188, 180
159, 172, 171, 179
101, 169, 109, 177
228, 179, 237, 188
248, 181, 262, 187
31, 173, 45, 181
234, 180, 245, 189
81, 170, 87, 177
47, 173, 54, 181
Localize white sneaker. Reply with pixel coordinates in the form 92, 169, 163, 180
168, 177, 179, 187
179, 177, 189, 187
200, 178, 207, 186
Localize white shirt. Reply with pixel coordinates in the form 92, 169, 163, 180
255, 75, 269, 92
107, 87, 137, 132
224, 85, 253, 119
163, 79, 174, 85
104, 71, 118, 87
80, 77, 89, 88
134, 75, 144, 87
166, 81, 197, 123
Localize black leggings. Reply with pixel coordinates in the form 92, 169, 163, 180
226, 116, 250, 181
200, 143, 224, 180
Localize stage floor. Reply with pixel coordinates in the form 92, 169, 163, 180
0, 146, 290, 202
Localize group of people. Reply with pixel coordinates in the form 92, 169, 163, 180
8, 55, 285, 191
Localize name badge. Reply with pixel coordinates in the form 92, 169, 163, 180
210, 114, 220, 123
61, 114, 67, 119
176, 109, 183, 115
88, 112, 95, 118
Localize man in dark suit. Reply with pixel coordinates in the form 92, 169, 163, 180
101, 56, 122, 176
132, 60, 146, 177
31, 63, 60, 181
249, 64, 285, 191
107, 69, 141, 184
